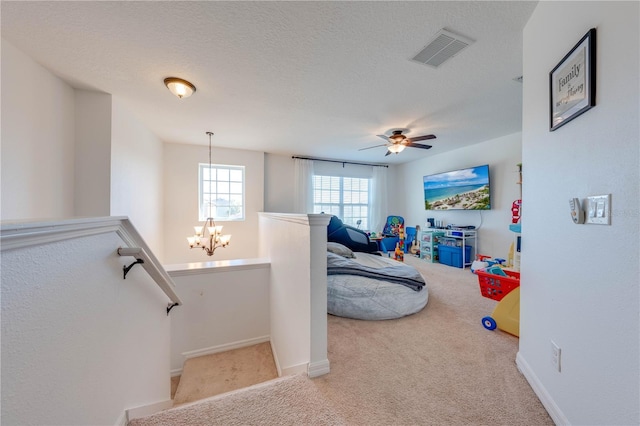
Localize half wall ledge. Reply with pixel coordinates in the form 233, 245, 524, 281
164, 258, 271, 276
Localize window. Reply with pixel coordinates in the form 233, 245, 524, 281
313, 175, 370, 229
199, 164, 245, 221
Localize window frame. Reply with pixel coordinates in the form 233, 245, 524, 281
198, 163, 245, 222
312, 174, 370, 229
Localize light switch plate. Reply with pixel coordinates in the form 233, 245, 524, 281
585, 194, 611, 225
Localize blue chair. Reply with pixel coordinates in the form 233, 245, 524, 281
404, 227, 417, 253
382, 216, 404, 237
380, 236, 400, 257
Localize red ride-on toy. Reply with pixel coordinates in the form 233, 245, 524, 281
476, 268, 520, 337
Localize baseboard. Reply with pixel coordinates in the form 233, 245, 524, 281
125, 399, 173, 422
516, 351, 570, 425
281, 362, 309, 376
270, 340, 310, 377
114, 410, 127, 426
172, 335, 272, 376
271, 340, 283, 377
308, 359, 330, 378
182, 335, 271, 360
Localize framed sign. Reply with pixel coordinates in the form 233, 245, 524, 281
549, 28, 596, 131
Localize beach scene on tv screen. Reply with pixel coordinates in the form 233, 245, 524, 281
424, 165, 490, 210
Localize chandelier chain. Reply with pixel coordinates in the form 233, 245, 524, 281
186, 131, 231, 256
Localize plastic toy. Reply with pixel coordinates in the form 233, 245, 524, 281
481, 163, 521, 336
471, 256, 507, 274
484, 265, 507, 277
511, 199, 522, 224
477, 268, 520, 337
470, 254, 491, 274
481, 288, 520, 336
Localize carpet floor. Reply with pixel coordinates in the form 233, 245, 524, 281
172, 341, 278, 406
131, 255, 552, 425
311, 256, 553, 425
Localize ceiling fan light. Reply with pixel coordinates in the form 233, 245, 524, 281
387, 144, 406, 154
164, 77, 196, 99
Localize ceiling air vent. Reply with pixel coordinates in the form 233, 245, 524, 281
411, 29, 475, 68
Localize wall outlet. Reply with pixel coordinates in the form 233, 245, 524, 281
551, 340, 561, 372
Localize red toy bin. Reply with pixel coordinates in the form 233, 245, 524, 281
476, 270, 520, 301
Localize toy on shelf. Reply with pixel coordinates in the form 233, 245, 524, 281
511, 200, 522, 224
477, 267, 520, 337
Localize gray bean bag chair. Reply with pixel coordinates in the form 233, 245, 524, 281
326, 247, 428, 320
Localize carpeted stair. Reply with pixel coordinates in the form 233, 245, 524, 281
129, 374, 345, 426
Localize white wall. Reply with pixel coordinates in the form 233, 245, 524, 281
265, 153, 295, 213
398, 133, 522, 260
165, 261, 271, 372
519, 3, 639, 425
1, 40, 166, 260
111, 98, 165, 258
1, 38, 75, 221
75, 90, 112, 217
1, 227, 171, 425
163, 143, 265, 264
258, 213, 331, 377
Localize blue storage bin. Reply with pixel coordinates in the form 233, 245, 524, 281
438, 245, 472, 268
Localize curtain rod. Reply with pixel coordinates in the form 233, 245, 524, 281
291, 156, 389, 168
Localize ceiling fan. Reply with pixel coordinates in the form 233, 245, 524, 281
359, 130, 436, 156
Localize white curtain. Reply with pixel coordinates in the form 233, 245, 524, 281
293, 158, 315, 213
370, 166, 388, 233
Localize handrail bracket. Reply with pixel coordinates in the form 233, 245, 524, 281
167, 302, 179, 315
117, 246, 183, 313
123, 258, 144, 279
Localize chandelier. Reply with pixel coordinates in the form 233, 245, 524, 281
186, 131, 231, 256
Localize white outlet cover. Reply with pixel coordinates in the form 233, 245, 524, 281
585, 194, 611, 225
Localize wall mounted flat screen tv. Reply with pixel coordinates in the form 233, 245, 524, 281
423, 164, 491, 210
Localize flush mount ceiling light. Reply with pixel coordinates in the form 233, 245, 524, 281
164, 77, 196, 99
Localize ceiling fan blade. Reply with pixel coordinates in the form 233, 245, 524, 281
408, 134, 436, 142
358, 143, 389, 151
384, 150, 392, 157
377, 134, 390, 141
406, 142, 432, 150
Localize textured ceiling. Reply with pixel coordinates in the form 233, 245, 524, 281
1, 1, 537, 164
